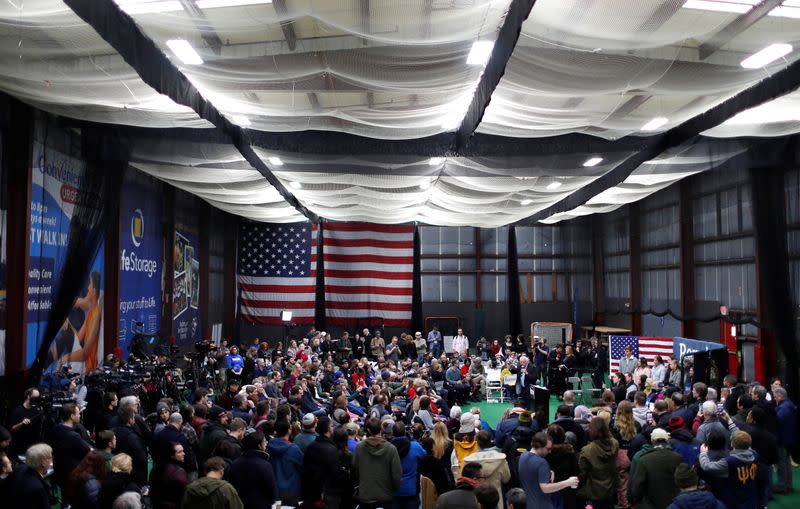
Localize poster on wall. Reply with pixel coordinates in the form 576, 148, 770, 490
118, 176, 162, 358
173, 228, 200, 344
27, 141, 104, 373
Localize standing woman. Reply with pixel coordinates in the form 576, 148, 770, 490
650, 356, 666, 386
610, 401, 639, 509
353, 333, 366, 360
668, 358, 682, 388
67, 450, 107, 509
431, 421, 455, 486
578, 418, 619, 509
633, 357, 651, 384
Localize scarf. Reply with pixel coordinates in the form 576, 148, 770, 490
456, 476, 481, 489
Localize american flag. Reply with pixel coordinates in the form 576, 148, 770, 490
323, 222, 413, 327
609, 336, 674, 374
237, 222, 317, 325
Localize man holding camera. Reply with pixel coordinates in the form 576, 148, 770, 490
9, 387, 44, 458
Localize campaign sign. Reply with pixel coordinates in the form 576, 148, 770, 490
173, 228, 200, 344
118, 177, 162, 358
27, 142, 104, 373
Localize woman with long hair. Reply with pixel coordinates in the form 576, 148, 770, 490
611, 401, 640, 509
431, 421, 455, 485
68, 450, 107, 509
578, 418, 619, 509
546, 424, 580, 509
633, 357, 651, 384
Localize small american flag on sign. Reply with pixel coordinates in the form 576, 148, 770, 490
237, 222, 317, 325
609, 335, 674, 374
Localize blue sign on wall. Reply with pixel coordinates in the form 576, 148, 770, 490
173, 228, 200, 344
118, 177, 162, 358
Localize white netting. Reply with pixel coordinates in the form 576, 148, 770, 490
479, 0, 800, 139
0, 0, 211, 127
704, 87, 800, 137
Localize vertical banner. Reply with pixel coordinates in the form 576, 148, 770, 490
173, 228, 200, 344
118, 176, 162, 358
27, 142, 104, 373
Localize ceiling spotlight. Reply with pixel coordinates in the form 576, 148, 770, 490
419, 179, 432, 190
231, 115, 251, 126
115, 0, 182, 15
268, 156, 284, 166
641, 117, 669, 132
289, 181, 302, 189
196, 0, 273, 8
166, 39, 203, 65
520, 199, 533, 206
681, 0, 756, 14
546, 181, 563, 190
428, 157, 445, 166
583, 157, 603, 167
741, 43, 793, 69
467, 41, 495, 65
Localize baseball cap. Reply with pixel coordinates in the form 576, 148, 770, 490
651, 428, 670, 442
302, 413, 317, 427
415, 331, 422, 337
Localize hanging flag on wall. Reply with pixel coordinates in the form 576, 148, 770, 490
237, 222, 318, 325
609, 335, 674, 374
323, 222, 413, 327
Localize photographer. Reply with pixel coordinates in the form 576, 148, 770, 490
9, 388, 44, 458
47, 402, 92, 491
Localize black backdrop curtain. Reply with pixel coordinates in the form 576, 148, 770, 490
314, 222, 326, 331
508, 226, 521, 335
412, 226, 423, 332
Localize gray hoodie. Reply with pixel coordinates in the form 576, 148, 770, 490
698, 448, 756, 478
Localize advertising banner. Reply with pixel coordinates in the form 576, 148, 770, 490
118, 176, 162, 358
28, 142, 104, 373
173, 228, 200, 344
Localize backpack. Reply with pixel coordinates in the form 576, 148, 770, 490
453, 434, 480, 476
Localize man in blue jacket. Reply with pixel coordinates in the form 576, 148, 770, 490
228, 431, 277, 509
268, 420, 303, 505
390, 421, 426, 509
773, 387, 797, 494
666, 463, 725, 509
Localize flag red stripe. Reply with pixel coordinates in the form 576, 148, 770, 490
324, 223, 414, 234
240, 299, 316, 309
240, 314, 316, 325
325, 301, 412, 311
324, 269, 412, 280
323, 253, 414, 264
325, 285, 412, 296
323, 237, 414, 249
326, 317, 411, 327
238, 283, 316, 293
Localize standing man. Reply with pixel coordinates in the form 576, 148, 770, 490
773, 387, 797, 494
533, 339, 550, 387
5, 443, 53, 509
182, 457, 244, 509
8, 387, 43, 458
370, 331, 386, 360
518, 432, 578, 509
414, 332, 427, 364
427, 326, 442, 359
453, 328, 469, 357
618, 346, 637, 377
512, 356, 539, 410
352, 418, 402, 509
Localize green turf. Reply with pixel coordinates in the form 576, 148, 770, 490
463, 397, 800, 508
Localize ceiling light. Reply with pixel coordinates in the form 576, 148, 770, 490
196, 0, 272, 8
769, 6, 800, 18
583, 157, 603, 167
546, 181, 563, 190
419, 179, 432, 190
681, 0, 756, 14
289, 181, 302, 189
231, 115, 251, 126
115, 0, 183, 15
268, 156, 284, 166
428, 157, 444, 166
740, 43, 793, 69
467, 41, 494, 65
520, 199, 533, 206
641, 117, 669, 132
166, 39, 203, 65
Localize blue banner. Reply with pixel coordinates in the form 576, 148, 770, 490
173, 228, 200, 344
27, 142, 104, 373
673, 336, 725, 360
118, 177, 162, 358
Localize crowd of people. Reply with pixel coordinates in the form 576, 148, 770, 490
0, 326, 797, 509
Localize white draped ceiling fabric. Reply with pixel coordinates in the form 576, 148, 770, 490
2, 0, 800, 226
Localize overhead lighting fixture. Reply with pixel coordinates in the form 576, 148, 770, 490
520, 199, 533, 206
428, 157, 444, 166
467, 41, 495, 65
115, 0, 183, 15
268, 156, 284, 166
546, 181, 563, 190
641, 117, 669, 132
769, 6, 800, 18
419, 179, 432, 190
289, 181, 302, 189
166, 39, 203, 65
196, 0, 273, 8
583, 157, 603, 167
681, 0, 757, 14
231, 115, 251, 126
740, 43, 793, 69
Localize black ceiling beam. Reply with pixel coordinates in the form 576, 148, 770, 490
699, 0, 783, 60
61, 0, 318, 222
516, 53, 800, 225
273, 0, 297, 51
455, 0, 537, 150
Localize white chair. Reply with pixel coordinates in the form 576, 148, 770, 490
486, 378, 503, 403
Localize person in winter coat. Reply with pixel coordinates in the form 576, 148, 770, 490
612, 401, 640, 509
451, 413, 480, 478
48, 403, 92, 490
390, 421, 428, 509
227, 431, 277, 509
698, 431, 759, 509
198, 407, 230, 464
773, 387, 796, 494
181, 457, 243, 509
578, 418, 619, 509
268, 419, 304, 506
112, 406, 149, 487
436, 462, 482, 509
463, 430, 511, 509
665, 464, 725, 509
302, 417, 344, 508
666, 416, 700, 466
352, 418, 403, 509
5, 444, 54, 509
66, 450, 107, 509
99, 454, 140, 509
418, 437, 452, 498
545, 425, 580, 509
629, 428, 683, 509
149, 442, 188, 509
